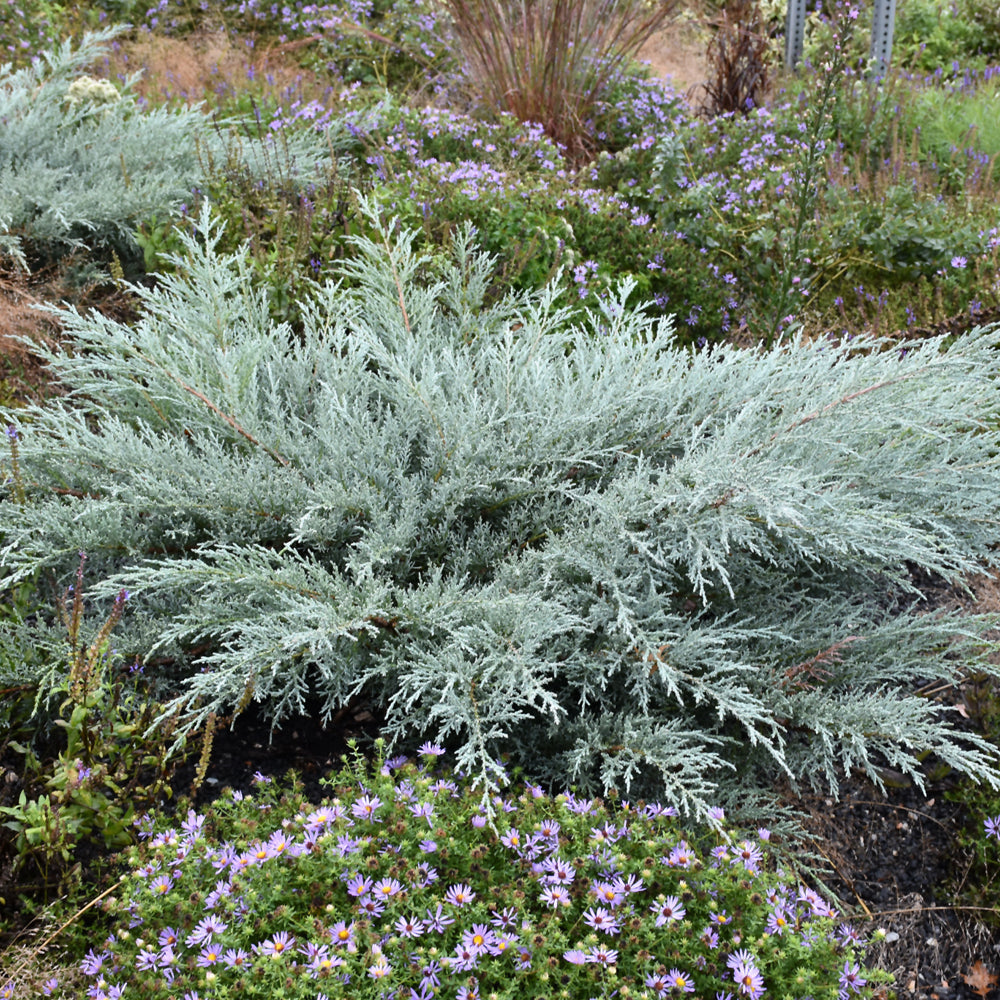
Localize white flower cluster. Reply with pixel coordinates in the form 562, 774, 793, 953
64, 74, 121, 108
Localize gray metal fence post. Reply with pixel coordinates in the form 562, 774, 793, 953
784, 0, 808, 69
869, 0, 897, 75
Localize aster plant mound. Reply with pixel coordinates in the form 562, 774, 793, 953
3, 201, 1000, 814
37, 746, 886, 1000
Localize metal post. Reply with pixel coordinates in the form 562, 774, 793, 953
784, 0, 808, 69
869, 0, 897, 76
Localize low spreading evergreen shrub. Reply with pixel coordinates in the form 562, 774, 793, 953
3, 201, 1000, 816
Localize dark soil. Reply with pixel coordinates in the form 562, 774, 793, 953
792, 778, 1000, 1000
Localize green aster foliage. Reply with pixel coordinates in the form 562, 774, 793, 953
31, 745, 888, 1000
0, 552, 190, 897
3, 200, 1000, 815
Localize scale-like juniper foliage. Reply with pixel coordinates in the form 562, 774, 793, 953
0, 30, 342, 264
3, 201, 1000, 815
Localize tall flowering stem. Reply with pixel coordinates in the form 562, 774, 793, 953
5, 424, 25, 506
763, 3, 859, 346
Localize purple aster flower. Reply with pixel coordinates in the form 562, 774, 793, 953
835, 923, 864, 946
150, 875, 173, 895
368, 955, 391, 979
537, 818, 560, 839
490, 907, 518, 930
373, 877, 403, 898
591, 881, 624, 907
733, 840, 764, 873
351, 793, 382, 821
646, 972, 671, 997
540, 883, 572, 908
411, 801, 435, 825
186, 915, 228, 947
346, 873, 372, 897
732, 961, 766, 999
80, 950, 110, 976
420, 959, 443, 987
583, 906, 620, 935
587, 945, 618, 965
765, 908, 792, 935
395, 914, 425, 937
308, 948, 344, 975
461, 924, 497, 955
500, 828, 522, 849
136, 948, 159, 971
444, 883, 475, 907
257, 931, 294, 958
985, 815, 1000, 840
357, 893, 386, 917
665, 841, 696, 867
330, 921, 355, 948
419, 742, 445, 756
563, 949, 589, 965
266, 830, 292, 856
540, 857, 575, 883
222, 948, 250, 967
651, 895, 686, 926
615, 873, 644, 895
424, 903, 455, 933
565, 793, 595, 814
448, 943, 479, 972
839, 960, 867, 998
667, 968, 696, 992
196, 944, 222, 967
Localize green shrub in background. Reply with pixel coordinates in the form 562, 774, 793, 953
3, 202, 1000, 818
0, 28, 207, 269
0, 30, 345, 275
893, 0, 982, 71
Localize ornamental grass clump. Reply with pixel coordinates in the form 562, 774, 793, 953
11, 746, 886, 1000
441, 0, 677, 165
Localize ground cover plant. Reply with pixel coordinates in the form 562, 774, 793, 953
3, 0, 1000, 994
2, 744, 895, 999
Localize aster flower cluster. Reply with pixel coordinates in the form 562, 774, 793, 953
47, 746, 887, 1000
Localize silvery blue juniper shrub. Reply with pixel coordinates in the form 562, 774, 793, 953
3, 199, 1000, 815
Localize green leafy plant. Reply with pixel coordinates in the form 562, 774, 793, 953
0, 553, 189, 898
1, 743, 892, 999
892, 0, 981, 72
0, 0, 77, 70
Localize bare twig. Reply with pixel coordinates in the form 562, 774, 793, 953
139, 352, 291, 467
